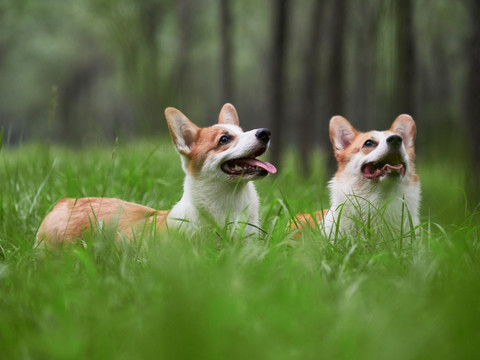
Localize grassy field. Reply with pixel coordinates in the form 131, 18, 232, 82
1, 139, 479, 359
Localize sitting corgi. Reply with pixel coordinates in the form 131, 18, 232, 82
36, 103, 277, 249
293, 114, 420, 238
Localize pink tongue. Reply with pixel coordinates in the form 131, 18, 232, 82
242, 158, 277, 174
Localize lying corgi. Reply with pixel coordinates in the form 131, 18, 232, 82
293, 114, 420, 238
36, 103, 277, 249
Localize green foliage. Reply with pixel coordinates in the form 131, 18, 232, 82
0, 141, 479, 359
1, 0, 474, 145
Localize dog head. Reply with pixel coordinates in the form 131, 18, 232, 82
329, 114, 417, 184
165, 103, 277, 182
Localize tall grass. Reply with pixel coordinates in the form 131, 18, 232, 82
0, 140, 479, 359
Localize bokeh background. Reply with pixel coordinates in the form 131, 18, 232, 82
1, 0, 479, 190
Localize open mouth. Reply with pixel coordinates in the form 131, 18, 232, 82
221, 147, 277, 177
361, 153, 406, 180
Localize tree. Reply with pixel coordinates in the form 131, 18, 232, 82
299, 0, 325, 174
326, 0, 346, 117
268, 0, 290, 167
219, 0, 234, 103
394, 0, 415, 116
88, 0, 172, 135
349, 0, 381, 130
137, 0, 166, 133
466, 0, 480, 174
325, 0, 346, 171
175, 0, 194, 104
59, 57, 109, 144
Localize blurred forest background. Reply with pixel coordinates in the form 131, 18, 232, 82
0, 0, 479, 177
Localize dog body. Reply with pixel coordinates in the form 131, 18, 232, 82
295, 115, 420, 238
36, 104, 276, 249
36, 198, 169, 246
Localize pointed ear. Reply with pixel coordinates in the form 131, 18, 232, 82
329, 116, 358, 154
391, 114, 416, 147
218, 103, 239, 126
165, 107, 199, 155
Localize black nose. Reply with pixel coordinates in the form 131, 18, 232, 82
387, 135, 402, 148
256, 128, 271, 144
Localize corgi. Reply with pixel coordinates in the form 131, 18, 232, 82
293, 114, 420, 239
36, 103, 277, 249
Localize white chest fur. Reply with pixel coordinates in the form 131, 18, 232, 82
324, 175, 421, 238
167, 170, 260, 234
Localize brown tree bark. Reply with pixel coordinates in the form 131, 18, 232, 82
466, 0, 480, 174
299, 0, 325, 175
59, 59, 107, 145
269, 0, 290, 167
325, 0, 346, 172
350, 2, 381, 130
138, 1, 165, 134
219, 0, 234, 103
394, 0, 415, 116
326, 0, 346, 118
175, 0, 194, 104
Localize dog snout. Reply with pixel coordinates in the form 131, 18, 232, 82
255, 128, 271, 144
387, 135, 402, 148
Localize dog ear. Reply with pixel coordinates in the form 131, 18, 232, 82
165, 107, 199, 155
218, 103, 240, 126
329, 116, 357, 154
391, 114, 416, 147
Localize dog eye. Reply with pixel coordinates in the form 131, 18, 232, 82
218, 135, 232, 145
363, 139, 377, 148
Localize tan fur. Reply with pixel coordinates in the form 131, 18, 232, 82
36, 198, 169, 249
188, 127, 238, 175
335, 133, 377, 173
290, 210, 328, 232
165, 108, 200, 155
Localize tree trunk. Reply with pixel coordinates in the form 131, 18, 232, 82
466, 0, 480, 174
350, 2, 380, 130
299, 0, 324, 175
326, 0, 346, 117
175, 0, 194, 104
59, 60, 106, 145
394, 0, 415, 116
139, 1, 164, 133
326, 0, 346, 172
219, 0, 234, 103
269, 0, 289, 167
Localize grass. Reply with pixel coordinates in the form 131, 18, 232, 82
1, 139, 479, 359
